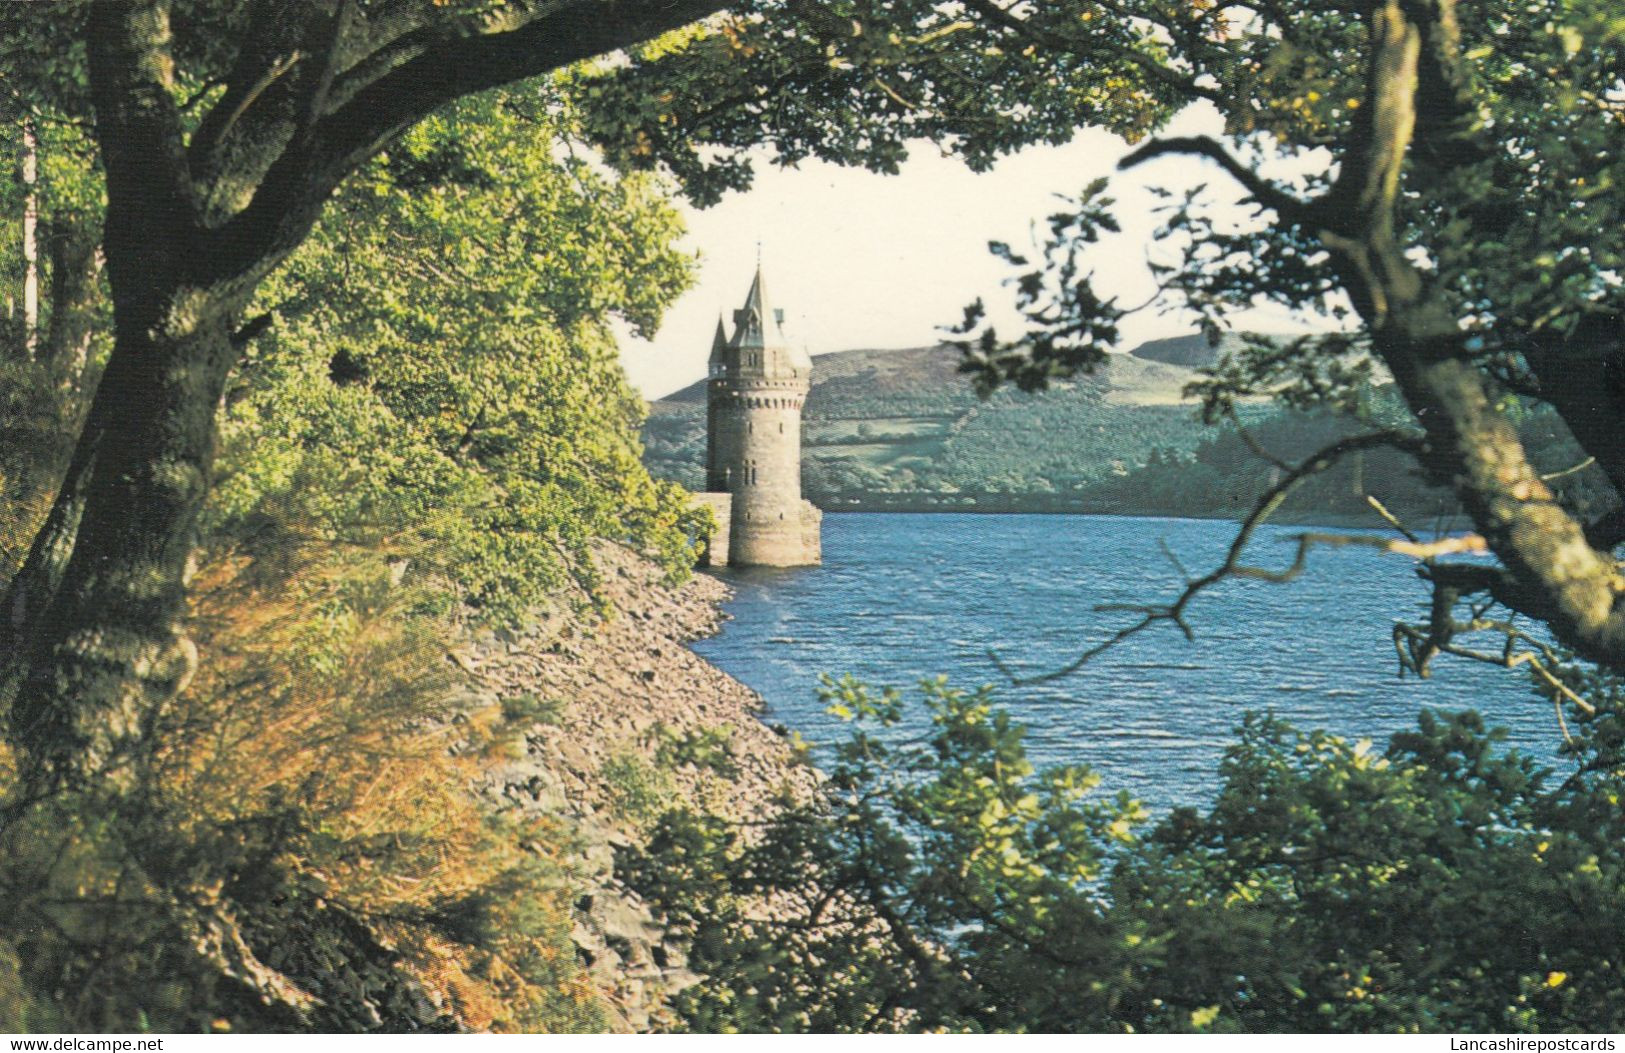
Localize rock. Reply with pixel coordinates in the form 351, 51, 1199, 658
462, 542, 815, 1031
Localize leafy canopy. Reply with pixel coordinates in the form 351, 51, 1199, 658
209, 87, 704, 621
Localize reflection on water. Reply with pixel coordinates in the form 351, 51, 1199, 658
693, 513, 1563, 810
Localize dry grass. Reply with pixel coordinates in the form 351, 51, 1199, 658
0, 535, 605, 1032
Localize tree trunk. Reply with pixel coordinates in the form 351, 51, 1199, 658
1310, 0, 1625, 669
43, 220, 103, 383
20, 118, 39, 359
3, 285, 240, 784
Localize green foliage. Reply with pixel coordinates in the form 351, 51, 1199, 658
602, 751, 676, 829
625, 676, 1625, 1033
575, 3, 1177, 207
0, 359, 78, 576
952, 180, 1127, 395
210, 89, 702, 624
653, 725, 739, 779
3, 77, 706, 1033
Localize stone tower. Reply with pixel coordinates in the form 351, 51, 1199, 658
699, 266, 821, 567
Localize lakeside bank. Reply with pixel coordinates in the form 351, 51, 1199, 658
455, 545, 814, 1031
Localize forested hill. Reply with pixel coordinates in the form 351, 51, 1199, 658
643, 337, 1605, 525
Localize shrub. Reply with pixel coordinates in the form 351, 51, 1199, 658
624, 675, 1625, 1033
0, 540, 605, 1032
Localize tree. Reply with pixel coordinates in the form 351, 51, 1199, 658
934, 1, 1625, 694
625, 676, 1625, 1032
0, 0, 728, 783
0, 0, 1182, 783
0, 48, 711, 1032
212, 88, 701, 621
0, 84, 105, 380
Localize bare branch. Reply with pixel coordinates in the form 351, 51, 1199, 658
1226, 406, 1291, 472
1119, 135, 1312, 223
1287, 531, 1486, 561
1366, 494, 1421, 545
1391, 622, 1594, 717
1540, 456, 1596, 483
990, 429, 1421, 684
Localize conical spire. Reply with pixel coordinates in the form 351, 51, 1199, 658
730, 264, 783, 349
708, 314, 728, 366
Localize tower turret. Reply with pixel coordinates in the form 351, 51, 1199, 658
702, 265, 821, 567
705, 316, 730, 492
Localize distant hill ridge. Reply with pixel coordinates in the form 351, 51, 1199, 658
641, 333, 1284, 511
656, 332, 1251, 409
642, 331, 1588, 526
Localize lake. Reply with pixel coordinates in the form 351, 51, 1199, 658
693, 512, 1566, 809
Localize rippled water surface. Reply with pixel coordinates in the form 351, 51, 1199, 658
693, 513, 1562, 809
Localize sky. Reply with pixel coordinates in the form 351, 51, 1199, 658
617, 106, 1319, 399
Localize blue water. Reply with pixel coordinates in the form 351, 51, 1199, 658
694, 513, 1565, 810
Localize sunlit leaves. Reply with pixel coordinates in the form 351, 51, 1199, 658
211, 88, 701, 622
950, 179, 1125, 396
572, 1, 1179, 208
630, 680, 1625, 1032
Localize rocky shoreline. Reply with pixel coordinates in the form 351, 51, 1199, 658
451, 545, 815, 1031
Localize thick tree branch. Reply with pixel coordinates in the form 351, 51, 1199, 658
1403, 0, 1485, 174
1131, 1, 1625, 672
316, 0, 729, 164
88, 0, 198, 308
201, 0, 730, 285
187, 0, 355, 227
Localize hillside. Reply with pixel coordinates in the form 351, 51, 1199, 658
643, 337, 1608, 525
643, 338, 1262, 509
644, 336, 1299, 515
